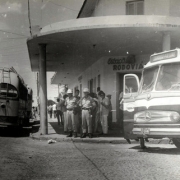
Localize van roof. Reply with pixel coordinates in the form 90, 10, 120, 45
145, 48, 180, 68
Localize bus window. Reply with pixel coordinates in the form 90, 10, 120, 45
156, 63, 180, 91
0, 83, 18, 98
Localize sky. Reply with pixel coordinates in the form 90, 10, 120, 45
0, 0, 84, 105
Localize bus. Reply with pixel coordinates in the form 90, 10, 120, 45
0, 67, 32, 128
123, 49, 180, 149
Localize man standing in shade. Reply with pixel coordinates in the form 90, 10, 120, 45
79, 88, 96, 138
56, 98, 64, 126
106, 94, 112, 130
74, 89, 81, 134
98, 91, 110, 135
65, 89, 78, 138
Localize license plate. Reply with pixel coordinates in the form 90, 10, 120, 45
141, 128, 150, 135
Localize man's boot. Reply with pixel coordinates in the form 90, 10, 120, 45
73, 132, 77, 138
67, 131, 72, 137
88, 133, 93, 138
81, 133, 86, 138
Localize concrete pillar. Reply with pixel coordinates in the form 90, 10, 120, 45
162, 32, 171, 51
39, 44, 48, 134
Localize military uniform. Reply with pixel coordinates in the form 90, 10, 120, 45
80, 96, 96, 136
65, 96, 78, 134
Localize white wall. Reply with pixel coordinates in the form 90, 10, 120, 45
145, 0, 170, 16
91, 0, 180, 17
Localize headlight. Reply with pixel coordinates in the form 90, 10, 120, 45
170, 112, 180, 122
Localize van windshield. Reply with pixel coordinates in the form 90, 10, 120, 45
139, 67, 159, 93
156, 63, 180, 91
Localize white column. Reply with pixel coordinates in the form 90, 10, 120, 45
162, 32, 171, 51
39, 44, 48, 135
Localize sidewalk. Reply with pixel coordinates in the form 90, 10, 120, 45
30, 117, 171, 144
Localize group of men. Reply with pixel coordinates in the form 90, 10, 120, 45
49, 87, 112, 138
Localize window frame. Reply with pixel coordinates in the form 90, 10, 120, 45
126, 0, 144, 15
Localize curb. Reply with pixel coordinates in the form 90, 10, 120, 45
30, 133, 171, 145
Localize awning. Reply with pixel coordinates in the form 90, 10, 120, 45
27, 15, 180, 84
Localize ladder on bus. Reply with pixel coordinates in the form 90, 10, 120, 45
0, 68, 11, 98
0, 68, 11, 116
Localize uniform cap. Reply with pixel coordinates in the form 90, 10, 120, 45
67, 89, 73, 93
83, 88, 89, 93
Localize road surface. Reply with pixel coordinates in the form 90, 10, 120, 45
0, 129, 180, 180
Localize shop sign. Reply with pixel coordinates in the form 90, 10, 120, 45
107, 57, 144, 71
113, 63, 144, 70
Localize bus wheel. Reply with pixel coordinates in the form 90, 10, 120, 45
140, 138, 146, 149
172, 139, 180, 148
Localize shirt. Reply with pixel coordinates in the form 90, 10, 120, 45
65, 96, 78, 109
80, 96, 95, 108
100, 97, 110, 115
52, 104, 56, 111
56, 98, 64, 111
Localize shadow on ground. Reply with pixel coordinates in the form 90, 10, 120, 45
49, 122, 123, 138
0, 120, 40, 138
130, 145, 180, 155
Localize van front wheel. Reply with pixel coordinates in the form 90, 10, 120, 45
172, 138, 180, 148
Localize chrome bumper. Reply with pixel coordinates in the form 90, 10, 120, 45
133, 127, 180, 136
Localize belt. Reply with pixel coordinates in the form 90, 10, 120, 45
67, 108, 73, 111
82, 108, 90, 110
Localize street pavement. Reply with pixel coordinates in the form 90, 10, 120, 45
0, 131, 180, 180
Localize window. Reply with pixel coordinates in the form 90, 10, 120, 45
0, 83, 18, 98
139, 67, 159, 94
124, 76, 138, 94
90, 79, 93, 93
156, 63, 180, 91
126, 0, 144, 15
93, 77, 96, 93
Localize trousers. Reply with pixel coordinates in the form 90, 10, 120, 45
64, 111, 68, 132
82, 110, 92, 134
67, 110, 77, 132
100, 114, 108, 134
56, 110, 63, 125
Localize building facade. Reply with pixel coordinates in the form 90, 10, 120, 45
27, 0, 180, 133
66, 0, 180, 124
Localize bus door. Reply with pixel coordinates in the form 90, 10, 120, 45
122, 74, 140, 140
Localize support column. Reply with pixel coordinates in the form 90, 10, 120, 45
162, 32, 171, 51
39, 44, 48, 134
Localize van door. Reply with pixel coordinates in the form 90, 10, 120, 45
121, 74, 140, 140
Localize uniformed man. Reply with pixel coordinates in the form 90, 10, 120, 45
79, 88, 96, 138
65, 89, 78, 138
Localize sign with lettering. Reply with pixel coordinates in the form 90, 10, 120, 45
113, 63, 144, 70
107, 57, 145, 71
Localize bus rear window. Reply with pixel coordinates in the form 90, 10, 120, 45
0, 83, 18, 98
